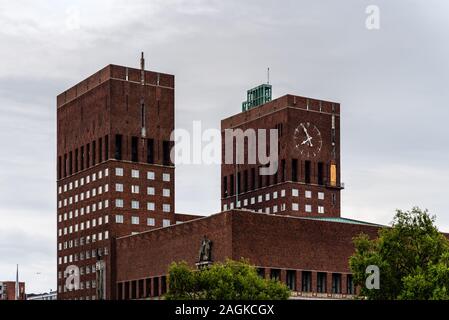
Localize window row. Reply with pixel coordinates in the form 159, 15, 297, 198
58, 135, 109, 180
114, 184, 170, 197
58, 245, 109, 265
115, 215, 171, 228
114, 199, 171, 212
58, 185, 109, 208
58, 169, 109, 194
114, 168, 171, 182
223, 161, 337, 197
58, 201, 109, 222
58, 218, 109, 237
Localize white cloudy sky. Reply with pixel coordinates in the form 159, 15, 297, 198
0, 0, 448, 294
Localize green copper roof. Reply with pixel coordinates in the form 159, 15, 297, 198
300, 216, 385, 227
242, 83, 272, 112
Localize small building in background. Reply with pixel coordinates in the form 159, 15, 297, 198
0, 281, 26, 300
27, 291, 57, 301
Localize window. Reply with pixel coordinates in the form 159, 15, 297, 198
305, 204, 312, 213
105, 231, 109, 240
257, 195, 262, 203
163, 189, 170, 197
265, 207, 270, 214
229, 174, 234, 196
115, 168, 123, 176
131, 136, 138, 162
273, 191, 278, 199
332, 274, 342, 294
273, 205, 278, 213
163, 219, 170, 227
292, 189, 299, 197
286, 270, 296, 291
251, 168, 256, 190
292, 203, 299, 211
115, 199, 124, 208
292, 159, 298, 182
347, 275, 354, 295
147, 218, 155, 226
104, 135, 109, 161
131, 170, 139, 178
131, 185, 140, 194
318, 206, 325, 214
318, 162, 324, 185
147, 202, 155, 211
147, 187, 155, 195
270, 269, 280, 281
115, 134, 123, 160
265, 193, 270, 201
317, 272, 327, 293
281, 189, 286, 197
131, 201, 139, 209
163, 173, 170, 182
305, 160, 311, 184
115, 215, 124, 223
163, 140, 171, 166
305, 190, 312, 198
223, 176, 228, 197
147, 139, 154, 164
302, 271, 312, 292
250, 197, 255, 205
131, 216, 139, 225
147, 171, 155, 180
243, 199, 248, 206
163, 204, 171, 212
223, 204, 228, 211
318, 192, 325, 200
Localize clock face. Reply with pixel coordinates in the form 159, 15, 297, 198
293, 122, 322, 158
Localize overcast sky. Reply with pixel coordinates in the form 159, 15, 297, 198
0, 0, 448, 294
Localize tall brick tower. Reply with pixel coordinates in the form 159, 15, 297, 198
56, 54, 175, 300
221, 93, 343, 217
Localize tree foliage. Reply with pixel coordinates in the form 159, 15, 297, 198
165, 259, 290, 300
349, 207, 449, 299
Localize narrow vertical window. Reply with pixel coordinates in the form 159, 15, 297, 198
104, 135, 109, 161
318, 162, 324, 185
92, 141, 96, 166
115, 134, 122, 160
163, 140, 170, 166
291, 159, 298, 182
75, 149, 79, 173
251, 168, 256, 190
243, 170, 248, 193
99, 138, 103, 163
63, 153, 67, 178
68, 151, 73, 175
86, 143, 90, 168
305, 160, 311, 184
230, 174, 234, 196
81, 146, 84, 170
147, 139, 154, 164
58, 156, 62, 180
223, 176, 228, 198
131, 136, 138, 162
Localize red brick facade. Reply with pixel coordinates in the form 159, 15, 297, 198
0, 281, 25, 300
56, 63, 177, 300
221, 95, 342, 218
115, 210, 380, 299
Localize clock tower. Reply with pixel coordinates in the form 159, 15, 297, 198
221, 93, 342, 217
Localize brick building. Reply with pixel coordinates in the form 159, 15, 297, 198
56, 55, 178, 300
0, 281, 26, 300
56, 57, 384, 300
221, 94, 342, 217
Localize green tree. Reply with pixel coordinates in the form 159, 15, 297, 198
349, 207, 449, 300
165, 259, 290, 300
